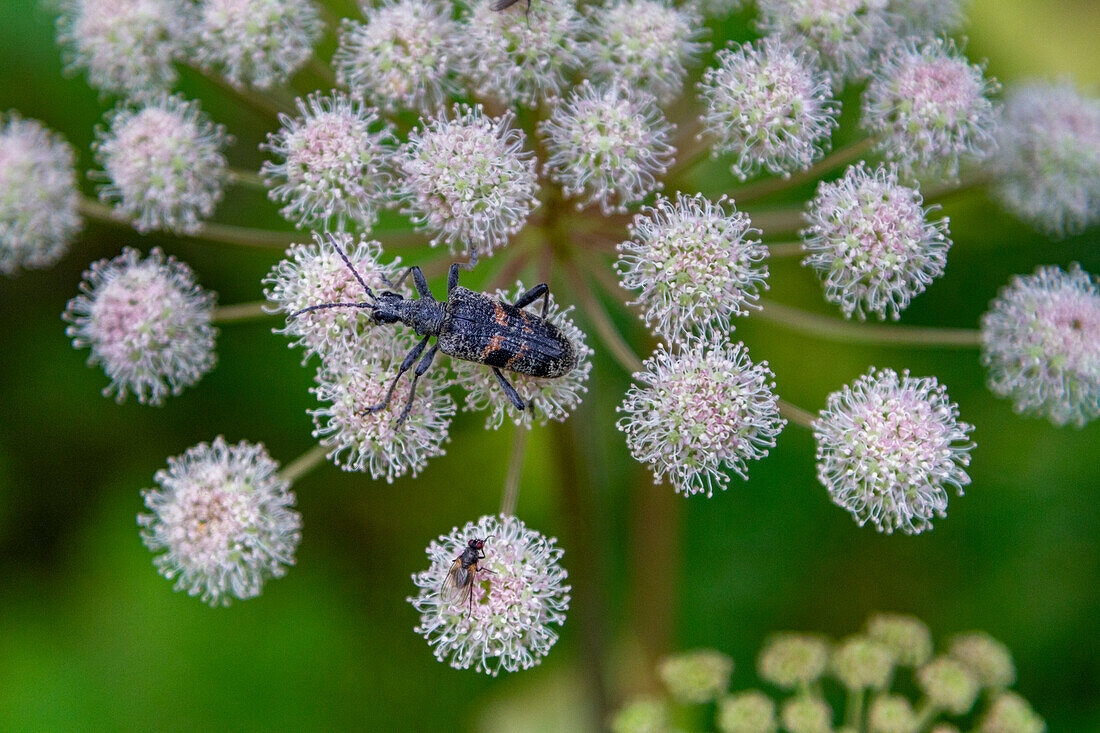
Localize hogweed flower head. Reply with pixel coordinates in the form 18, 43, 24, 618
57, 0, 187, 97
917, 657, 981, 716
408, 514, 570, 675
885, 0, 967, 38
540, 81, 675, 215
756, 0, 893, 86
832, 635, 896, 690
699, 38, 840, 180
191, 0, 323, 90
261, 91, 395, 231
801, 162, 951, 320
617, 193, 766, 345
611, 697, 668, 733
617, 339, 785, 497
862, 37, 998, 181
583, 0, 706, 104
397, 104, 539, 257
463, 0, 585, 108
659, 649, 734, 704
333, 0, 463, 115
979, 692, 1045, 733
867, 613, 933, 667
758, 633, 830, 688
718, 691, 778, 733
310, 331, 455, 482
868, 694, 918, 733
138, 436, 301, 606
93, 94, 229, 234
814, 368, 974, 534
992, 81, 1100, 237
948, 632, 1015, 689
63, 247, 217, 405
264, 232, 407, 364
0, 114, 81, 276
452, 282, 592, 429
781, 695, 833, 733
980, 264, 1100, 428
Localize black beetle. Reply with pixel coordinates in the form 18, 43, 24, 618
289, 239, 578, 426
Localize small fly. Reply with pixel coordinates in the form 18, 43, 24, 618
442, 537, 494, 614
490, 0, 532, 23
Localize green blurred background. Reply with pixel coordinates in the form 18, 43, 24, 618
1, 1, 1098, 730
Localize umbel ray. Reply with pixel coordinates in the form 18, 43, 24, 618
288, 237, 579, 426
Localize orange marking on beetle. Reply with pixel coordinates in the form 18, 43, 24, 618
505, 341, 529, 370
493, 302, 508, 326
481, 333, 507, 360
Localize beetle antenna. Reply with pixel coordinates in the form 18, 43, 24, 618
286, 301, 373, 321
326, 233, 377, 301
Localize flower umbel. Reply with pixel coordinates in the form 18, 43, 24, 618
261, 91, 395, 231
408, 514, 570, 676
659, 649, 734, 704
63, 247, 217, 405
801, 162, 952, 320
0, 114, 81, 276
617, 339, 785, 497
814, 368, 974, 534
980, 264, 1100, 428
138, 436, 301, 606
617, 193, 767, 345
757, 634, 830, 688
93, 94, 229, 234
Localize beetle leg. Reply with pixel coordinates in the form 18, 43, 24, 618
390, 266, 433, 299
361, 336, 429, 415
512, 283, 550, 317
396, 342, 440, 427
492, 367, 525, 411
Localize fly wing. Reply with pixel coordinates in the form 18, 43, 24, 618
441, 559, 470, 603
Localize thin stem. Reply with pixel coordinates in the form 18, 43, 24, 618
912, 699, 938, 731
229, 168, 268, 190
308, 54, 338, 88
191, 63, 294, 118
779, 399, 816, 429
500, 425, 528, 516
846, 687, 865, 733
766, 241, 803, 258
749, 205, 805, 235
757, 299, 982, 348
732, 137, 877, 204
212, 301, 272, 324
278, 443, 329, 485
923, 169, 994, 202
564, 260, 644, 374
79, 196, 303, 249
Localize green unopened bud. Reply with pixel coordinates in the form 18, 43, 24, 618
718, 690, 777, 733
948, 632, 1016, 689
979, 692, 1045, 733
781, 695, 833, 733
918, 657, 981, 715
659, 648, 734, 703
867, 613, 933, 666
868, 694, 917, 733
831, 635, 896, 691
611, 696, 668, 733
758, 634, 830, 688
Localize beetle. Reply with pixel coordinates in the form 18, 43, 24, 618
442, 537, 494, 613
288, 238, 578, 426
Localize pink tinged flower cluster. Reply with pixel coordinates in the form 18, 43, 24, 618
138, 436, 301, 606
617, 193, 768, 345
310, 330, 456, 482
617, 340, 786, 497
397, 104, 539, 258
0, 115, 81, 276
333, 0, 463, 116
261, 91, 395, 231
93, 94, 229, 234
463, 0, 585, 108
192, 0, 323, 90
408, 514, 570, 676
264, 232, 406, 364
56, 0, 188, 97
813, 368, 975, 534
452, 283, 593, 429
801, 162, 952, 320
583, 0, 706, 104
698, 38, 840, 181
862, 38, 998, 181
992, 82, 1100, 237
756, 0, 893, 86
63, 247, 217, 405
885, 0, 968, 38
540, 81, 676, 215
980, 264, 1100, 428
